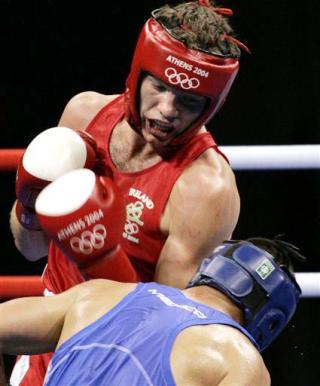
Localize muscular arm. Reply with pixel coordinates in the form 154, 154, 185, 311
171, 325, 270, 386
0, 283, 86, 355
204, 341, 270, 386
155, 150, 240, 288
58, 91, 117, 129
0, 280, 130, 356
217, 333, 271, 386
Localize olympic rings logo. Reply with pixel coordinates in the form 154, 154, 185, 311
126, 201, 144, 226
124, 222, 139, 235
70, 224, 107, 255
164, 67, 200, 90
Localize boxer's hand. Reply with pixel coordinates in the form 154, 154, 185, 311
15, 127, 99, 230
35, 169, 139, 282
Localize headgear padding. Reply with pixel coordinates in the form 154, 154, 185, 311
188, 241, 301, 351
125, 11, 240, 146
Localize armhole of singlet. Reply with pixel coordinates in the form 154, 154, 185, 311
84, 94, 124, 134
84, 94, 125, 175
161, 319, 216, 385
161, 312, 257, 385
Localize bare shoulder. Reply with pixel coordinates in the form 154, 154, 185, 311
212, 325, 270, 386
182, 145, 237, 196
57, 280, 137, 347
57, 279, 136, 307
58, 91, 120, 130
65, 91, 118, 109
74, 280, 138, 316
171, 324, 270, 386
166, 145, 240, 242
159, 143, 240, 280
73, 279, 136, 300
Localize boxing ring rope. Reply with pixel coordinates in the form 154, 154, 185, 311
0, 273, 318, 299
0, 145, 319, 171
0, 276, 44, 298
220, 145, 320, 170
0, 145, 319, 298
0, 149, 24, 171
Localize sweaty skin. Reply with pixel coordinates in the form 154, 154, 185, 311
0, 280, 270, 386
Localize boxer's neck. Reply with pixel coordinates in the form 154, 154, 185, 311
184, 286, 244, 325
110, 119, 173, 172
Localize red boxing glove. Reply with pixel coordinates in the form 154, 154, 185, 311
35, 168, 139, 282
15, 127, 99, 230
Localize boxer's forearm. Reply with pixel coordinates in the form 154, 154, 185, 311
0, 294, 72, 355
10, 201, 49, 261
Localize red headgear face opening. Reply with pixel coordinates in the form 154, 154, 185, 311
125, 16, 240, 146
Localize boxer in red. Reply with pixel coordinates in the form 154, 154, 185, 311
9, 1, 249, 384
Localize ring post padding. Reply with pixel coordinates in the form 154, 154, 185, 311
0, 149, 24, 171
0, 276, 44, 298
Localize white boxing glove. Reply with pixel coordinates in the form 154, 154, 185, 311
16, 127, 100, 230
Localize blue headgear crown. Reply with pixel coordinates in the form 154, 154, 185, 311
187, 241, 301, 351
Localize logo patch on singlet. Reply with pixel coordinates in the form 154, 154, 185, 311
122, 188, 155, 244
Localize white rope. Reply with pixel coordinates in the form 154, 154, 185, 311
296, 273, 320, 298
220, 145, 320, 170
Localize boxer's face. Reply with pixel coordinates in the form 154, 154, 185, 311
139, 75, 207, 147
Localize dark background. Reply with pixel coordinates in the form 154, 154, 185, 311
0, 0, 319, 385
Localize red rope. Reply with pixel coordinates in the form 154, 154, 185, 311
0, 149, 24, 171
0, 276, 43, 298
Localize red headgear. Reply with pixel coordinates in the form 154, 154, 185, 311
125, 13, 240, 146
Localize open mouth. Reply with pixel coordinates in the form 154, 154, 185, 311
151, 119, 173, 132
147, 119, 174, 140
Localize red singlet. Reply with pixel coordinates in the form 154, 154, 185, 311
43, 94, 222, 291
13, 94, 225, 386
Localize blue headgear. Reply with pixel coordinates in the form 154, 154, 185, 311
187, 241, 301, 351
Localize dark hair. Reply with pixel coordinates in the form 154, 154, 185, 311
245, 235, 306, 273
153, 1, 243, 58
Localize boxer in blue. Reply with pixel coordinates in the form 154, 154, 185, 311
0, 237, 303, 386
